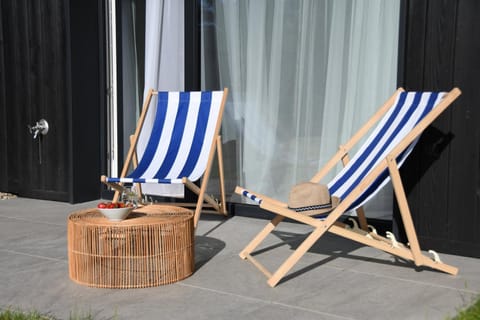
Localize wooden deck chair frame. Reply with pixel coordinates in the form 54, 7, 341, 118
101, 88, 229, 227
235, 88, 461, 287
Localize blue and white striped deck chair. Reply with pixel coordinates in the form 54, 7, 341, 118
236, 88, 461, 287
102, 88, 229, 227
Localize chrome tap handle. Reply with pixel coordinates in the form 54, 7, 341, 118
28, 119, 49, 139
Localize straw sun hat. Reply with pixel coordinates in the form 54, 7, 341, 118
288, 182, 339, 216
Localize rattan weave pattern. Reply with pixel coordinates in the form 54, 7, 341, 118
68, 205, 194, 288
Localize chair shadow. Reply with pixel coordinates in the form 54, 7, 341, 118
194, 235, 226, 270
192, 214, 231, 271
199, 214, 231, 237
252, 229, 432, 286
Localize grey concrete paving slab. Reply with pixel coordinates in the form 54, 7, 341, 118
0, 219, 67, 259
351, 251, 480, 293
283, 269, 477, 320
2, 269, 257, 320
0, 197, 479, 320
0, 250, 63, 275
0, 198, 99, 225
211, 216, 389, 276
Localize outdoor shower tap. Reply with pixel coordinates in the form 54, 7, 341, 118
27, 118, 49, 164
28, 119, 49, 139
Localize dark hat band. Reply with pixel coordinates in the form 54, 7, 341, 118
288, 201, 332, 212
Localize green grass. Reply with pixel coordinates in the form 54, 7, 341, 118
0, 309, 54, 320
448, 295, 480, 320
0, 308, 96, 320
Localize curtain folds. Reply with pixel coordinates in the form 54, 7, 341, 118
211, 0, 400, 218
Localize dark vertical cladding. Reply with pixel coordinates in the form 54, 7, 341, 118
448, 0, 480, 255
0, 0, 104, 203
68, 0, 104, 203
396, 0, 480, 258
0, 0, 70, 200
185, 0, 201, 91
0, 1, 8, 191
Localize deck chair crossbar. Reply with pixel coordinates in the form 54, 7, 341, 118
236, 88, 461, 287
102, 88, 229, 227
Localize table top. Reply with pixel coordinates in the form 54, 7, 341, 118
68, 204, 193, 227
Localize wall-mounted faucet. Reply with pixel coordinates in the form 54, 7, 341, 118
28, 119, 49, 139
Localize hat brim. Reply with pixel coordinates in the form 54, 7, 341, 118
290, 196, 340, 217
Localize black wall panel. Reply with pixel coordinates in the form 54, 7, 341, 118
0, 0, 105, 203
397, 0, 480, 257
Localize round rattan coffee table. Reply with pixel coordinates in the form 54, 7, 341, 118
67, 205, 194, 288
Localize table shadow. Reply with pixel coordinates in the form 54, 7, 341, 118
194, 235, 225, 270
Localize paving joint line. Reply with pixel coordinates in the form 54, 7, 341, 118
0, 215, 66, 227
177, 282, 355, 319
323, 264, 479, 295
0, 249, 67, 263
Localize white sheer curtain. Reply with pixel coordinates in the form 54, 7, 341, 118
213, 0, 399, 218
137, 0, 184, 197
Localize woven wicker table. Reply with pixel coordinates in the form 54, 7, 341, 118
67, 205, 194, 288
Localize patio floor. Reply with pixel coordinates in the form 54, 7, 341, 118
0, 197, 479, 320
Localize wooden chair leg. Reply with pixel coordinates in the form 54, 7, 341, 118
355, 206, 368, 231
387, 155, 423, 266
216, 136, 227, 215
129, 134, 142, 200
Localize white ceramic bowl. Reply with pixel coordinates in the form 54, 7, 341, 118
98, 207, 133, 221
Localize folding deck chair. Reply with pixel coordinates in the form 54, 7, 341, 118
102, 88, 229, 227
236, 88, 461, 287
